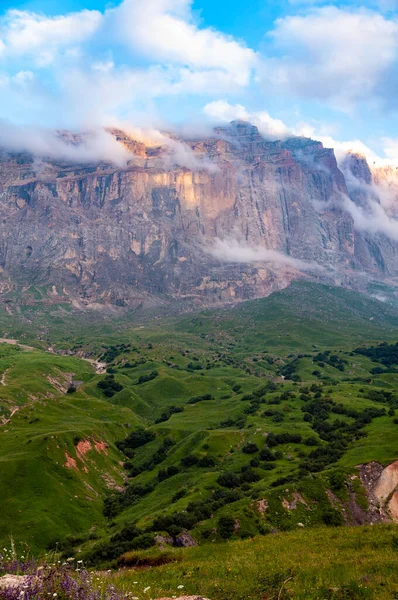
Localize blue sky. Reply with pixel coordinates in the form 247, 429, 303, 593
0, 0, 398, 162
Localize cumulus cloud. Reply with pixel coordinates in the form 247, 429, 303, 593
207, 238, 325, 271
0, 0, 259, 155
0, 8, 102, 65
111, 0, 257, 88
260, 7, 398, 109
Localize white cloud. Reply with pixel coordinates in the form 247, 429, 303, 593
111, 0, 257, 87
207, 238, 325, 271
341, 193, 398, 241
204, 100, 291, 139
0, 9, 102, 65
260, 7, 398, 109
0, 121, 132, 166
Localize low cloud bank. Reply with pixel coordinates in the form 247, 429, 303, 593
342, 193, 398, 242
0, 121, 219, 171
0, 122, 132, 166
207, 238, 325, 271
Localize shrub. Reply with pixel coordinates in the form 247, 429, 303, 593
329, 470, 346, 490
217, 472, 240, 488
198, 455, 216, 467
172, 489, 187, 502
187, 394, 213, 404
137, 371, 158, 385
117, 428, 155, 452
322, 508, 344, 527
97, 374, 123, 397
218, 516, 235, 539
181, 454, 199, 467
259, 447, 276, 461
242, 442, 259, 454
158, 465, 180, 481
155, 405, 184, 423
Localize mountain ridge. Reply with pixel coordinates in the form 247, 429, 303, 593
0, 121, 398, 309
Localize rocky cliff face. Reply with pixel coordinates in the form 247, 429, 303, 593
0, 121, 397, 309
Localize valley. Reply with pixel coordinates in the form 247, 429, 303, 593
1, 281, 398, 578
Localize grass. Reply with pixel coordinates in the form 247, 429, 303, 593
1, 281, 398, 558
112, 524, 398, 600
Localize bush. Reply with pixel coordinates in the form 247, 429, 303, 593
181, 454, 199, 467
158, 465, 180, 481
155, 405, 184, 424
117, 428, 155, 452
322, 508, 344, 527
172, 489, 187, 502
218, 516, 235, 539
242, 442, 259, 454
97, 374, 123, 397
259, 447, 276, 461
217, 472, 240, 488
329, 470, 346, 490
137, 371, 158, 385
198, 455, 216, 467
187, 394, 213, 404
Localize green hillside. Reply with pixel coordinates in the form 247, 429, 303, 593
0, 281, 398, 560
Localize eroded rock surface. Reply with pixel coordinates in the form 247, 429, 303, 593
0, 122, 397, 308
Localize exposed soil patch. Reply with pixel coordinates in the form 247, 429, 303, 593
64, 452, 78, 470
1, 368, 9, 386
255, 499, 268, 514
94, 439, 108, 454
282, 492, 308, 511
76, 439, 92, 460
101, 473, 124, 492
47, 373, 73, 394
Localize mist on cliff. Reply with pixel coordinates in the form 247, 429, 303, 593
207, 238, 326, 272
0, 121, 133, 166
342, 193, 398, 242
0, 119, 219, 171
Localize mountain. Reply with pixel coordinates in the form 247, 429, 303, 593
0, 121, 398, 310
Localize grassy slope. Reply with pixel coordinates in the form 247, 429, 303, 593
112, 524, 398, 600
0, 346, 141, 551
1, 282, 398, 554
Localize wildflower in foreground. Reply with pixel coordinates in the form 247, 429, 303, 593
0, 558, 133, 600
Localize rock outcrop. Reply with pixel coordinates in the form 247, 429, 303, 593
0, 121, 397, 309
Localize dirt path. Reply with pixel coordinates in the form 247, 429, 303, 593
1, 406, 20, 426
0, 338, 36, 352
80, 357, 107, 374
1, 368, 9, 386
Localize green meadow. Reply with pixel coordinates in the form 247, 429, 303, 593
0, 280, 398, 577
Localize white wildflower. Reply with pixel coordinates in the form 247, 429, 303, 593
144, 587, 151, 593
